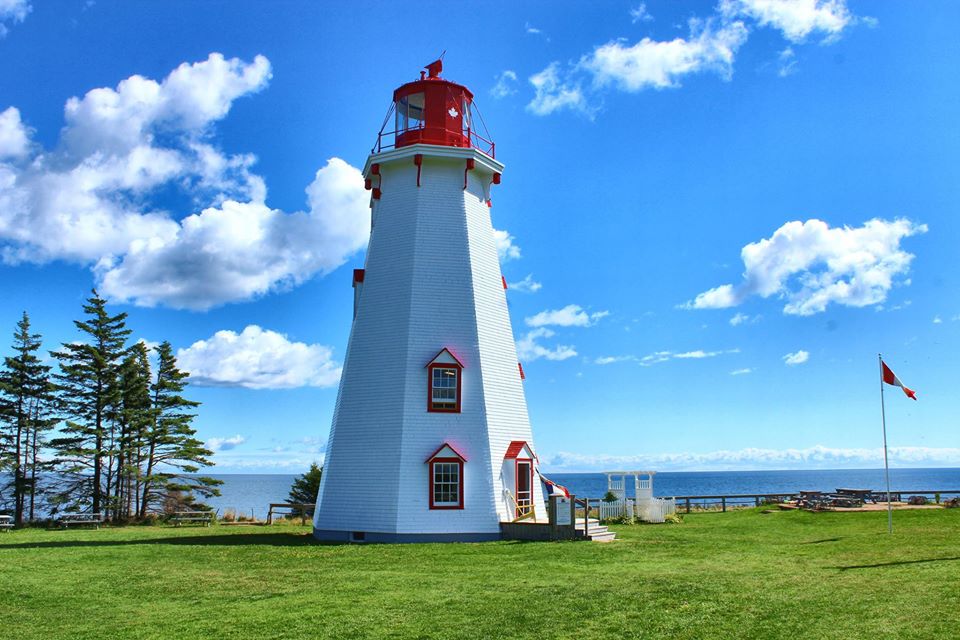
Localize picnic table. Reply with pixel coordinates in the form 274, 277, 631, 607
59, 513, 103, 529
0, 515, 13, 532
836, 488, 874, 503
170, 511, 214, 526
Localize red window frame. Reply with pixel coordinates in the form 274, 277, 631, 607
429, 457, 465, 510
427, 362, 462, 413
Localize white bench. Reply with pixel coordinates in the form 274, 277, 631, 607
59, 513, 103, 529
0, 515, 13, 532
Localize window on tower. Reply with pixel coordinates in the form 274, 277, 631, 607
426, 348, 463, 413
426, 443, 467, 510
396, 92, 425, 133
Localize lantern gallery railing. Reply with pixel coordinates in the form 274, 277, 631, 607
372, 125, 495, 158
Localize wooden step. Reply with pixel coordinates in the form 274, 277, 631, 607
589, 531, 617, 543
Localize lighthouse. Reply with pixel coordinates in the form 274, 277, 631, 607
313, 60, 546, 542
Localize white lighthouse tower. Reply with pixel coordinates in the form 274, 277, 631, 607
313, 60, 546, 542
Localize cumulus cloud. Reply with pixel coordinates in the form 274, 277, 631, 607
526, 0, 862, 117
177, 325, 342, 390
206, 435, 246, 452
783, 350, 809, 365
720, 0, 852, 43
526, 304, 609, 328
526, 63, 589, 117
490, 70, 519, 99
0, 107, 30, 159
0, 53, 373, 309
493, 228, 522, 262
685, 219, 927, 316
584, 18, 748, 92
507, 274, 542, 293
545, 444, 960, 472
0, 0, 29, 37
97, 158, 369, 309
516, 328, 577, 362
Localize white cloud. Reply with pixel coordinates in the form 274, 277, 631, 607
508, 274, 542, 293
525, 22, 542, 35
777, 47, 798, 77
206, 435, 246, 452
545, 444, 960, 472
0, 0, 29, 37
493, 228, 522, 262
582, 18, 748, 92
0, 54, 374, 309
685, 218, 927, 316
516, 328, 577, 362
933, 315, 943, 324
729, 312, 760, 326
730, 368, 753, 375
97, 158, 369, 309
491, 70, 519, 99
177, 325, 342, 390
526, 63, 589, 117
639, 348, 738, 366
720, 0, 852, 43
783, 350, 809, 365
526, 304, 608, 328
594, 355, 637, 365
630, 3, 654, 23
0, 107, 30, 158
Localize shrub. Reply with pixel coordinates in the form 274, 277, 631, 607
602, 491, 619, 503
222, 509, 236, 522
664, 513, 684, 524
907, 495, 928, 506
943, 497, 960, 509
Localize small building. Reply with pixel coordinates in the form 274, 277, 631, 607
312, 60, 547, 542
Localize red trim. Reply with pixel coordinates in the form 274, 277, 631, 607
428, 457, 464, 510
427, 362, 462, 413
518, 362, 525, 380
372, 188, 381, 200
424, 442, 468, 463
352, 269, 365, 285
504, 441, 528, 459
492, 172, 501, 185
502, 276, 508, 290
425, 347, 464, 368
364, 178, 372, 190
371, 163, 380, 175
414, 153, 423, 187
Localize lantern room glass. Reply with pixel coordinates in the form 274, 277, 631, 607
395, 92, 425, 135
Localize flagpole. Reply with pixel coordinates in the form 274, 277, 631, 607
878, 353, 893, 534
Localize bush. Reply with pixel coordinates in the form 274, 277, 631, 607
221, 509, 236, 522
943, 497, 960, 508
907, 495, 928, 506
664, 513, 684, 524
602, 491, 619, 503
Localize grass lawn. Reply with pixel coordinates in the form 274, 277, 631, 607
1, 508, 958, 639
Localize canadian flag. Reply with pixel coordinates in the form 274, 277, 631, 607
882, 360, 917, 401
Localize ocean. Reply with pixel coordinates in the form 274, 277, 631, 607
206, 467, 960, 520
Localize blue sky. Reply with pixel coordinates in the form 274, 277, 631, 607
1, 1, 957, 472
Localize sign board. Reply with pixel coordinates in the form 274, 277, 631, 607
555, 497, 572, 525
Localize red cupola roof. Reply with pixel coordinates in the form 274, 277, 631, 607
373, 59, 495, 157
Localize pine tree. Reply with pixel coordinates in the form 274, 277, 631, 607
287, 463, 322, 517
138, 342, 220, 517
0, 312, 53, 526
115, 342, 153, 520
50, 291, 130, 516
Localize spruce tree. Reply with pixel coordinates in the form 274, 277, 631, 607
0, 312, 52, 525
138, 342, 219, 517
287, 462, 322, 517
50, 291, 130, 516
115, 342, 153, 520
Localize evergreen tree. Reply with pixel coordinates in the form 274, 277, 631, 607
115, 342, 153, 520
287, 463, 322, 517
138, 342, 219, 517
0, 312, 53, 525
50, 291, 130, 516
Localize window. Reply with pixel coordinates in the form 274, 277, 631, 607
431, 367, 458, 411
426, 443, 467, 510
432, 461, 461, 507
426, 348, 463, 413
395, 92, 425, 133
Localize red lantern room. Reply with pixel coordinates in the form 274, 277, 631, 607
373, 59, 495, 158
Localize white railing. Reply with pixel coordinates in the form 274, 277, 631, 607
598, 500, 625, 521
638, 498, 676, 523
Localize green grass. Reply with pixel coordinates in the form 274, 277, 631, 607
1, 508, 958, 639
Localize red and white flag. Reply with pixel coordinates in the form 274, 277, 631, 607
882, 360, 917, 401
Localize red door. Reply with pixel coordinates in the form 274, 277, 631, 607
516, 460, 533, 518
